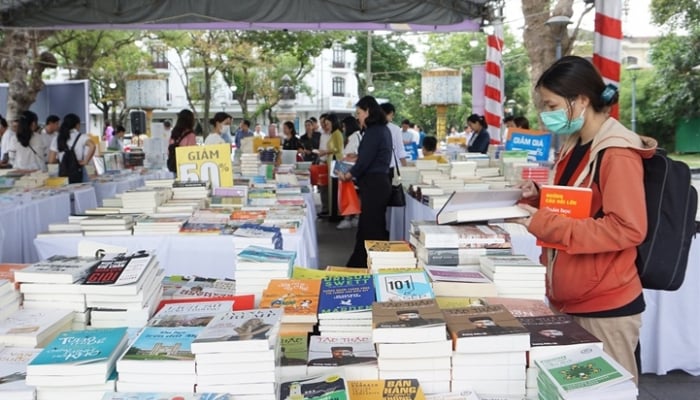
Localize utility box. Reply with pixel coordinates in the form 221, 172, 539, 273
676, 118, 700, 153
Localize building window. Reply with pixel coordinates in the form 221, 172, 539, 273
332, 77, 345, 96
332, 45, 345, 68
152, 49, 168, 69
623, 55, 639, 65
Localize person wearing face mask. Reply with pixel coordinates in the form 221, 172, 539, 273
219, 115, 234, 144
514, 56, 657, 387
205, 112, 231, 145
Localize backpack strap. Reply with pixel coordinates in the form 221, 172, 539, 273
592, 148, 606, 219
70, 133, 82, 151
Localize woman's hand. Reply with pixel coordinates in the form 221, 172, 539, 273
516, 180, 539, 198
339, 172, 353, 182
511, 204, 538, 228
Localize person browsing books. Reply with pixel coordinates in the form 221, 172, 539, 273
465, 114, 490, 154
339, 96, 392, 267
420, 136, 448, 163
204, 112, 231, 145
514, 56, 657, 385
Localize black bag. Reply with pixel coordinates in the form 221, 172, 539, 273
594, 148, 698, 291
388, 148, 406, 207
167, 131, 190, 173
58, 133, 83, 184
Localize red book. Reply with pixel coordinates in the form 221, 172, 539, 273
536, 185, 593, 250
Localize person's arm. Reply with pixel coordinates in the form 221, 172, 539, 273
348, 128, 380, 180
81, 140, 96, 166
48, 150, 58, 164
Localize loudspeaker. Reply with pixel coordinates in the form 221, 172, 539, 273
130, 110, 147, 135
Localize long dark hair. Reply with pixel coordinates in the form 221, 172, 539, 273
357, 96, 387, 127
172, 109, 195, 140
536, 55, 618, 113
325, 113, 341, 132
467, 114, 486, 130
342, 116, 361, 137
57, 113, 81, 152
16, 110, 38, 148
283, 121, 297, 137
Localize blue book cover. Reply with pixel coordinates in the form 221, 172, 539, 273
318, 275, 375, 314
237, 246, 296, 265
373, 270, 435, 302
29, 327, 128, 369
122, 327, 202, 361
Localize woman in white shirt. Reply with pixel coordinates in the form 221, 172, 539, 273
204, 112, 230, 145
48, 113, 96, 183
9, 110, 46, 171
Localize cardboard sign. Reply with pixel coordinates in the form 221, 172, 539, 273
253, 137, 281, 152
505, 127, 552, 161
175, 143, 233, 187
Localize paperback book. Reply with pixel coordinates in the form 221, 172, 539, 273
444, 304, 530, 352
118, 327, 202, 371
260, 279, 322, 323
279, 373, 349, 400
537, 185, 592, 250
372, 299, 446, 343
373, 270, 434, 302
348, 379, 426, 400
307, 335, 377, 367
0, 346, 41, 399
14, 256, 100, 284
190, 308, 283, 353
83, 251, 154, 286
318, 274, 375, 315
148, 300, 233, 328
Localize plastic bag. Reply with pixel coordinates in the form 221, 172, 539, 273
338, 180, 361, 216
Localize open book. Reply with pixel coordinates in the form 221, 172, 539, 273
436, 189, 529, 224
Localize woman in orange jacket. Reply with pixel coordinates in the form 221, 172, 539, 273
516, 56, 657, 386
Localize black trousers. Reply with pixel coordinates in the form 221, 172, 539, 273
346, 173, 392, 267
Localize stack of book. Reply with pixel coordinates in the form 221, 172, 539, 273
424, 266, 498, 298
82, 251, 163, 328
26, 327, 128, 400
280, 372, 350, 400
445, 304, 531, 397
450, 161, 478, 179
16, 255, 101, 330
235, 246, 296, 303
191, 309, 283, 397
119, 187, 171, 214
317, 274, 375, 336
116, 300, 231, 393
79, 215, 135, 237
307, 335, 378, 380
372, 299, 452, 394
160, 276, 239, 309
210, 186, 248, 209
232, 223, 283, 250
260, 279, 321, 334
364, 241, 417, 273
172, 181, 210, 201
534, 345, 637, 400
133, 215, 188, 236
144, 178, 176, 188
0, 346, 41, 400
240, 153, 262, 177
262, 207, 306, 234
275, 184, 305, 206
412, 222, 512, 268
154, 198, 205, 217
41, 219, 84, 237
479, 255, 546, 300
179, 210, 230, 235
248, 187, 278, 207
521, 165, 551, 186
0, 308, 74, 348
0, 278, 22, 320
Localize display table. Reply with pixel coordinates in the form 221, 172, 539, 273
69, 184, 98, 214
92, 174, 145, 206
388, 193, 700, 376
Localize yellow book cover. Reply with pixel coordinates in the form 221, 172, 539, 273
260, 279, 322, 317
348, 379, 426, 400
44, 177, 68, 187
254, 137, 281, 152
364, 241, 413, 253
327, 266, 371, 275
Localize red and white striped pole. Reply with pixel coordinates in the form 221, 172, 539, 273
484, 23, 504, 142
593, 0, 623, 119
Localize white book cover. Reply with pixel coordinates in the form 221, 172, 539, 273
148, 300, 233, 328
0, 346, 41, 396
191, 309, 282, 354
0, 309, 74, 347
14, 256, 100, 284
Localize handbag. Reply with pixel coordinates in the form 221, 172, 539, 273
388, 148, 406, 207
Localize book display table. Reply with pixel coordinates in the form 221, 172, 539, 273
70, 184, 98, 214
92, 174, 146, 207
389, 192, 700, 376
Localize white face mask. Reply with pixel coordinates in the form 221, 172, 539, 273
221, 124, 231, 135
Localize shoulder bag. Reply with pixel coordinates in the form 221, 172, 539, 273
388, 148, 406, 207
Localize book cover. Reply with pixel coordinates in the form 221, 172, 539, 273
372, 299, 445, 329
121, 327, 201, 362
280, 333, 308, 366
482, 297, 556, 318
280, 373, 349, 400
535, 345, 633, 395
292, 267, 367, 280
436, 189, 530, 224
260, 279, 322, 319
101, 394, 234, 400
179, 221, 226, 235
364, 241, 414, 256
536, 185, 593, 250
14, 256, 100, 284
307, 335, 376, 367
444, 304, 529, 339
83, 251, 153, 286
435, 297, 487, 310
519, 315, 601, 348
149, 301, 233, 327
168, 280, 236, 300
155, 294, 254, 314
0, 308, 74, 347
348, 379, 426, 400
0, 264, 28, 288
28, 327, 128, 373
318, 275, 375, 314
0, 346, 41, 394
373, 270, 434, 302
237, 246, 296, 265
192, 309, 282, 346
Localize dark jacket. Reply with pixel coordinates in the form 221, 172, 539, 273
468, 128, 490, 154
282, 135, 303, 151
349, 123, 391, 180
300, 131, 321, 162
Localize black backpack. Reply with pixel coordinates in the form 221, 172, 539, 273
167, 131, 190, 173
58, 133, 83, 183
594, 148, 698, 291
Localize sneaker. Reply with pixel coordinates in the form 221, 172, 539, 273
336, 219, 353, 230
351, 216, 359, 228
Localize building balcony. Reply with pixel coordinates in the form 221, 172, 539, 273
152, 60, 169, 70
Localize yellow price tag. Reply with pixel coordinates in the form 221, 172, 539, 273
175, 143, 233, 187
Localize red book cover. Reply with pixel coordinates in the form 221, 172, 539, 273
536, 185, 593, 250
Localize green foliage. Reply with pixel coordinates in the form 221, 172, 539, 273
651, 0, 700, 28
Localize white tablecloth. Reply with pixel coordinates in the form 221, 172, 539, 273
388, 194, 700, 376
92, 174, 145, 206
69, 185, 98, 214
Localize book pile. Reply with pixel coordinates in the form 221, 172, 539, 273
0, 308, 74, 348
521, 165, 551, 186
445, 304, 531, 397
0, 346, 41, 400
424, 266, 498, 298
235, 246, 296, 302
42, 217, 85, 237
160, 276, 239, 308
172, 181, 210, 201
275, 184, 305, 206
79, 215, 135, 237
260, 279, 321, 334
179, 210, 229, 235
144, 178, 176, 188
83, 251, 163, 328
16, 255, 100, 330
435, 189, 529, 225
450, 161, 478, 179
133, 215, 188, 236
307, 335, 378, 380
365, 240, 417, 273
262, 207, 306, 234
191, 308, 283, 397
210, 186, 248, 209
248, 187, 277, 207
519, 314, 603, 399
280, 372, 350, 400
240, 153, 262, 177
26, 327, 128, 400
479, 255, 546, 300
154, 198, 205, 217
15, 171, 49, 189
534, 345, 637, 399
231, 209, 267, 224
0, 278, 21, 320
232, 223, 283, 250
372, 299, 452, 394
119, 187, 172, 214
116, 300, 232, 393
278, 332, 308, 380
317, 274, 375, 336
